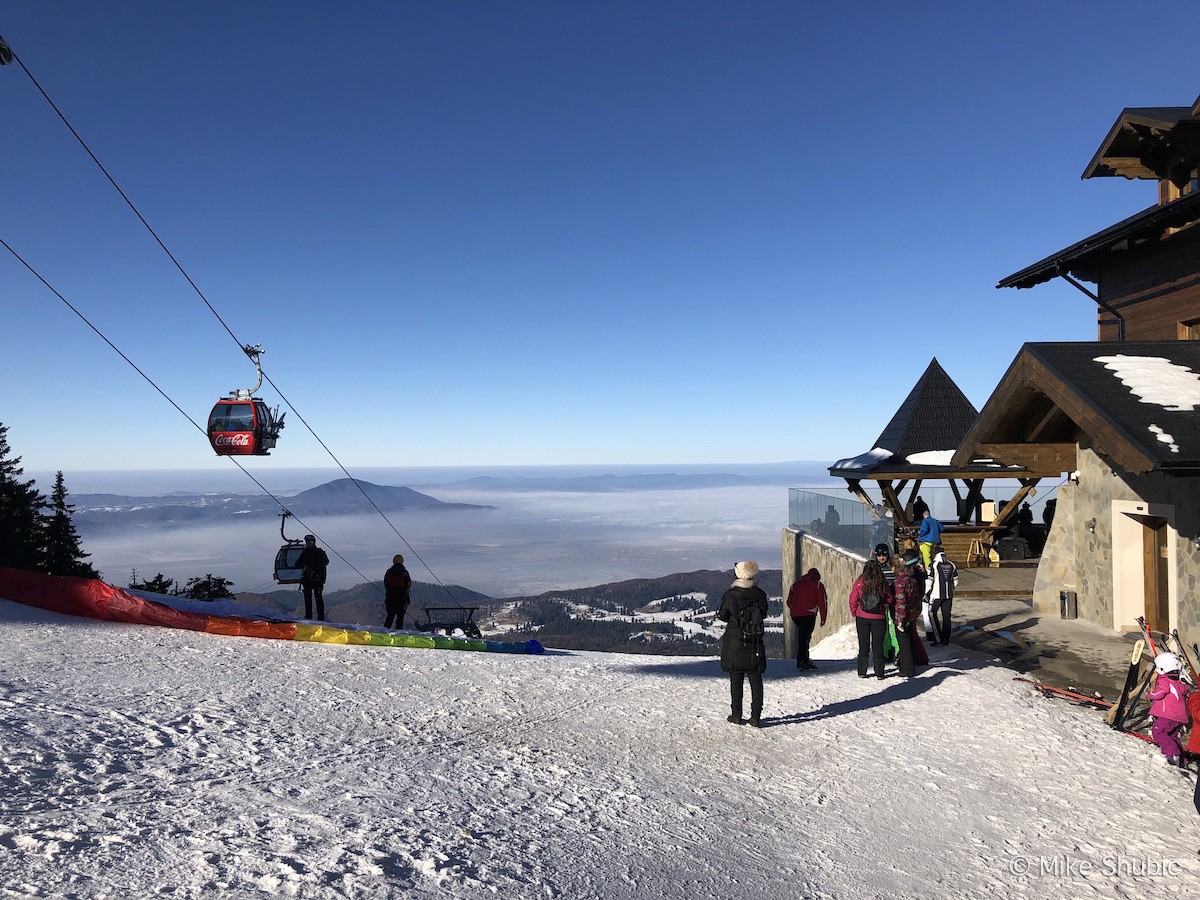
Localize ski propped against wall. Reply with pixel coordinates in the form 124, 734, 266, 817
1107, 639, 1145, 732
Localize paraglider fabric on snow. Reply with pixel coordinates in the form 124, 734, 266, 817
0, 567, 543, 655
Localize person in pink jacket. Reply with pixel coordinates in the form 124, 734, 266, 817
849, 559, 893, 680
1147, 652, 1191, 765
786, 568, 828, 671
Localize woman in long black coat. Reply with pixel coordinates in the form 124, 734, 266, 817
717, 560, 769, 727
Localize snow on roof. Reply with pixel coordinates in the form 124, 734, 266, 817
831, 446, 892, 470
1095, 354, 1200, 411
1148, 424, 1180, 454
905, 450, 956, 466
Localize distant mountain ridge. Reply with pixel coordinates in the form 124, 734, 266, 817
73, 478, 491, 530
424, 473, 819, 492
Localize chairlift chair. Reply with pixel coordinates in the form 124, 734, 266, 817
273, 510, 306, 584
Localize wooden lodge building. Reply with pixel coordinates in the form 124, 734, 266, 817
953, 92, 1200, 645
785, 90, 1200, 653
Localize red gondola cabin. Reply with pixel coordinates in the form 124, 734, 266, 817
207, 395, 284, 456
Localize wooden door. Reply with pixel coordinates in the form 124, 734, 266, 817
1141, 517, 1170, 633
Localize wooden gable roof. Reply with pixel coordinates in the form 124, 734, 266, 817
1082, 99, 1200, 180
952, 342, 1200, 476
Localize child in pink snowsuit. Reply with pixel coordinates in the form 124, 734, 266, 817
1148, 652, 1190, 766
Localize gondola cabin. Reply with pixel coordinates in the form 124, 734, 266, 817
207, 395, 283, 456
274, 542, 305, 584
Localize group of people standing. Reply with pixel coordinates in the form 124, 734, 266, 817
717, 538, 960, 725
287, 534, 414, 630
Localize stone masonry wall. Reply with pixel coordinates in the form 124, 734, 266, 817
782, 528, 865, 660
1032, 447, 1200, 649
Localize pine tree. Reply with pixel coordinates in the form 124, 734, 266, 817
183, 574, 235, 601
129, 571, 177, 595
0, 422, 47, 571
43, 471, 100, 579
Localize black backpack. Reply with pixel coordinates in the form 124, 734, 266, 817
738, 600, 765, 642
859, 590, 883, 614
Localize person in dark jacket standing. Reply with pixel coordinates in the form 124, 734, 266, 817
295, 534, 329, 621
383, 553, 412, 629
873, 543, 896, 589
849, 559, 893, 679
718, 561, 769, 727
786, 567, 827, 671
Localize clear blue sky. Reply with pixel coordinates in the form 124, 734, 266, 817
3, 2, 1197, 474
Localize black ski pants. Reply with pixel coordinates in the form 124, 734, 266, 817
895, 621, 915, 677
384, 596, 409, 630
931, 597, 953, 645
792, 614, 816, 667
856, 616, 886, 678
729, 671, 763, 720
303, 580, 325, 621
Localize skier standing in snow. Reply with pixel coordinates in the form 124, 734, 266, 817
849, 559, 893, 680
892, 550, 929, 677
923, 548, 959, 646
295, 534, 330, 621
718, 561, 769, 727
383, 553, 412, 629
786, 567, 827, 671
1147, 652, 1191, 766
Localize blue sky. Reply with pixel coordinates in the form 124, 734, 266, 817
3, 2, 1198, 474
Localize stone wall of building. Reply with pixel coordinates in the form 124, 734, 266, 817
1032, 447, 1200, 648
782, 528, 866, 659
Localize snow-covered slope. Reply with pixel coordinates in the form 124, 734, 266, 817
1, 598, 1197, 898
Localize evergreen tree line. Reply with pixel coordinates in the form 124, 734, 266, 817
0, 422, 242, 601
0, 423, 98, 579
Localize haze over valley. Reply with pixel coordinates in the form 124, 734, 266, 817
64, 465, 838, 597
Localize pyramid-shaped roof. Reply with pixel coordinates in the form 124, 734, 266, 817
873, 358, 979, 458
830, 359, 995, 478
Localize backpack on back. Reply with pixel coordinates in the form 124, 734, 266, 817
738, 600, 765, 642
859, 590, 883, 614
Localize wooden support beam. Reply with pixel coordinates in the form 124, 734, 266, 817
905, 479, 924, 520
988, 480, 1040, 528
879, 481, 907, 524
978, 443, 1075, 476
1025, 402, 1065, 442
845, 480, 884, 521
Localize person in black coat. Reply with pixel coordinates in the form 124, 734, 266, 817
294, 534, 329, 621
717, 560, 769, 727
383, 553, 412, 629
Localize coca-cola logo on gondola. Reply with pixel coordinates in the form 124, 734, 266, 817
214, 433, 252, 447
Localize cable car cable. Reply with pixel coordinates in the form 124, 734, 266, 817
0, 236, 382, 597
4, 39, 461, 603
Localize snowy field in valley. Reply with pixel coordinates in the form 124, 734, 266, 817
2, 597, 1199, 899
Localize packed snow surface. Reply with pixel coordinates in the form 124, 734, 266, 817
1095, 354, 1200, 411
2, 598, 1198, 899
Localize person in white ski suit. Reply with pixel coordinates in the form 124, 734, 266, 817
923, 549, 959, 645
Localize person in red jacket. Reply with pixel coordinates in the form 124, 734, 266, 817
786, 567, 827, 671
383, 553, 412, 629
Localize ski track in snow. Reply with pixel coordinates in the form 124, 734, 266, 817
1, 600, 1198, 899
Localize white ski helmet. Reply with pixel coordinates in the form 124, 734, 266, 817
1154, 652, 1182, 675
